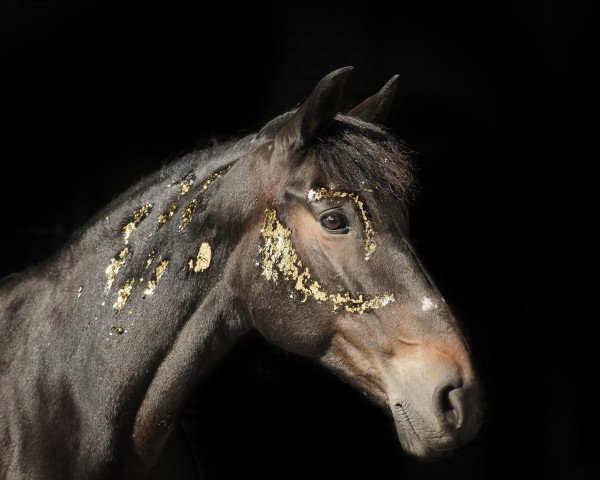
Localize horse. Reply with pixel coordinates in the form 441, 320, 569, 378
0, 67, 481, 479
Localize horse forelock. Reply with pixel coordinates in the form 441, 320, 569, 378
260, 111, 415, 201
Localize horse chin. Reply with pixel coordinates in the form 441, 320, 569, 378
391, 406, 455, 461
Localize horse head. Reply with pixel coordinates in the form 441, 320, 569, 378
243, 67, 482, 459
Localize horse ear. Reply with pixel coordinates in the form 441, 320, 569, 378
347, 74, 399, 125
279, 66, 353, 148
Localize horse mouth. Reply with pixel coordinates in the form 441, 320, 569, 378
391, 403, 456, 461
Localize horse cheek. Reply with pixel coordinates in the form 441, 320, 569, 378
253, 301, 333, 358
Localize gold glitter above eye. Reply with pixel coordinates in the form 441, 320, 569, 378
113, 278, 135, 312
157, 204, 178, 228
105, 246, 129, 294
308, 188, 375, 260
122, 203, 153, 244
178, 167, 230, 231
189, 242, 212, 272
142, 259, 169, 297
260, 209, 393, 314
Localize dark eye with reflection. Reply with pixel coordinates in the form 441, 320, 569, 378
320, 212, 349, 233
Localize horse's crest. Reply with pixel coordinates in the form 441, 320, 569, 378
100, 167, 229, 312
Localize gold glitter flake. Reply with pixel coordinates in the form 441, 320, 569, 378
142, 259, 169, 297
157, 204, 178, 228
179, 174, 195, 195
200, 168, 228, 191
189, 242, 212, 272
122, 204, 152, 244
308, 188, 376, 260
145, 250, 155, 269
179, 198, 199, 232
178, 167, 230, 231
260, 209, 394, 314
104, 247, 129, 294
113, 278, 135, 312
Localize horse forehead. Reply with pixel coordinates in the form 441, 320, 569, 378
266, 160, 321, 198
289, 156, 322, 181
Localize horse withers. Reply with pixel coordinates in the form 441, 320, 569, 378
0, 67, 481, 479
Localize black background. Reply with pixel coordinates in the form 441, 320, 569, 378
0, 3, 597, 479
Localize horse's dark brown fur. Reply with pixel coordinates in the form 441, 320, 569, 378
0, 68, 481, 479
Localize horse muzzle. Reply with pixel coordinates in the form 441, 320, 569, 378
384, 347, 483, 460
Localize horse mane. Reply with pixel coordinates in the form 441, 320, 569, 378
71, 135, 257, 242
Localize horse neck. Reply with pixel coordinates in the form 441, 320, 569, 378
60, 138, 254, 335
2, 136, 265, 470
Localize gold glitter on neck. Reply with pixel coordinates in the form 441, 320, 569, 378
308, 188, 375, 260
180, 175, 195, 195
179, 198, 199, 232
113, 278, 135, 312
157, 204, 178, 228
200, 168, 228, 191
145, 250, 155, 269
178, 167, 230, 231
123, 204, 152, 244
260, 209, 394, 313
189, 242, 212, 272
105, 247, 129, 294
142, 259, 169, 297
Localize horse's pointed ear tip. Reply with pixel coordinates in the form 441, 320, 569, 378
386, 74, 400, 87
329, 66, 354, 78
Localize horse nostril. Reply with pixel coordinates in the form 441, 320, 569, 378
435, 383, 463, 430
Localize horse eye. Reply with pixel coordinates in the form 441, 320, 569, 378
320, 213, 349, 232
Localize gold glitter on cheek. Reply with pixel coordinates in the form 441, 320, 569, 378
260, 209, 393, 314
309, 188, 376, 260
189, 242, 212, 272
104, 246, 129, 294
113, 278, 135, 312
143, 259, 169, 297
122, 203, 152, 244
